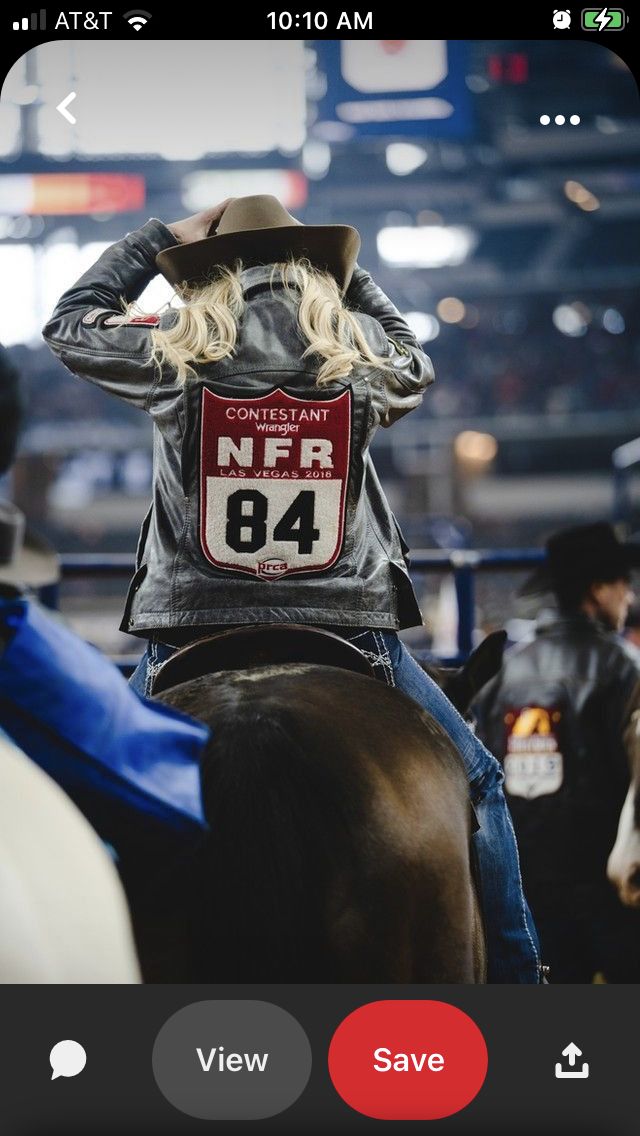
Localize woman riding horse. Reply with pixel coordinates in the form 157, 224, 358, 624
43, 194, 542, 982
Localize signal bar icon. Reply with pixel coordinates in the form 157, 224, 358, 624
12, 8, 46, 28
123, 9, 152, 30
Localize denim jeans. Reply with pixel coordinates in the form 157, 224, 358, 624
131, 628, 542, 982
130, 638, 177, 700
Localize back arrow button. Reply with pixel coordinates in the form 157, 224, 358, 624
56, 92, 77, 125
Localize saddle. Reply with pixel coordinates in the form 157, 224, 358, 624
151, 623, 375, 695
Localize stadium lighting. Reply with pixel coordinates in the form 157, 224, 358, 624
564, 180, 600, 212
302, 141, 331, 180
183, 170, 307, 212
0, 246, 35, 345
454, 431, 498, 466
437, 297, 466, 324
402, 312, 440, 343
378, 225, 476, 268
602, 308, 625, 334
552, 303, 590, 337
385, 143, 428, 176
21, 42, 306, 158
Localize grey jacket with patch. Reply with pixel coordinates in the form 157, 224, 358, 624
42, 219, 434, 641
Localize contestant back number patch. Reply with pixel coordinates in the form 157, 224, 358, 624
200, 387, 351, 579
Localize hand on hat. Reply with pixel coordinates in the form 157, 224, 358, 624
166, 199, 235, 246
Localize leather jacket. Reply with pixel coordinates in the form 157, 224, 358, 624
475, 612, 640, 891
43, 219, 434, 641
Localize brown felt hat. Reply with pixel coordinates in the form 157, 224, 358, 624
156, 195, 361, 295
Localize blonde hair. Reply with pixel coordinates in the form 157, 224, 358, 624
124, 257, 395, 386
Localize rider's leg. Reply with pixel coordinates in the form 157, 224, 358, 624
337, 627, 542, 984
129, 639, 176, 698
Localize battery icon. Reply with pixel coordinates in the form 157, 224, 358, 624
581, 7, 627, 29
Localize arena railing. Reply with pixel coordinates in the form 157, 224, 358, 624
41, 549, 546, 673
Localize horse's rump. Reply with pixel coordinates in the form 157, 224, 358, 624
158, 663, 482, 983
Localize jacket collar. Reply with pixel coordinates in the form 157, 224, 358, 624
536, 610, 613, 638
240, 263, 301, 299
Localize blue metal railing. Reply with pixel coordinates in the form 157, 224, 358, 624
49, 548, 546, 670
411, 549, 544, 659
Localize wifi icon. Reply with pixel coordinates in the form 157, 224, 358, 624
123, 9, 151, 29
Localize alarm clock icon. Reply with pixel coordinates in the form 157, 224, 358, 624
553, 9, 572, 28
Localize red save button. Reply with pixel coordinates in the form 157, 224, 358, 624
328, 1000, 488, 1121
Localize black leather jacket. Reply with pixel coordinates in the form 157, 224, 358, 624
43, 220, 434, 641
475, 612, 640, 892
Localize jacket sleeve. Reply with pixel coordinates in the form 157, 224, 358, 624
346, 263, 435, 428
42, 219, 178, 411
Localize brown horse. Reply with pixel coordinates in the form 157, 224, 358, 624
150, 656, 486, 984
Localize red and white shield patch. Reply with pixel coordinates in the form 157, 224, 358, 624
200, 387, 351, 578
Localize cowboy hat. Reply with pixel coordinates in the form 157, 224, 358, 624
156, 194, 361, 294
0, 500, 59, 588
519, 521, 640, 597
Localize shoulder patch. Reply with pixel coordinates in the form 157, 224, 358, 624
82, 307, 109, 325
387, 335, 411, 358
103, 313, 161, 328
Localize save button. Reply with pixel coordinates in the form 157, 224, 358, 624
328, 1000, 487, 1120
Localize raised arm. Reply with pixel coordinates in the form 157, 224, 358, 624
42, 202, 234, 411
346, 263, 435, 427
42, 219, 178, 410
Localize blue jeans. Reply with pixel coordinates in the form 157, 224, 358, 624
131, 628, 542, 982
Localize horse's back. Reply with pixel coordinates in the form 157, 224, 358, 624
158, 663, 481, 983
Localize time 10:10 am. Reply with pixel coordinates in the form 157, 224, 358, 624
267, 11, 373, 29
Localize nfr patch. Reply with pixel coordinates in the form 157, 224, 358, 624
199, 387, 351, 579
503, 705, 564, 799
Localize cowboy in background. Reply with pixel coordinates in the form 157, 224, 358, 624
474, 522, 640, 982
42, 193, 544, 982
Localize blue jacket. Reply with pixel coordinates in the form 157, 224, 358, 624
0, 595, 209, 835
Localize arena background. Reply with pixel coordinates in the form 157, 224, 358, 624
1, 38, 638, 663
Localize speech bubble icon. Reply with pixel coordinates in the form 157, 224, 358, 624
49, 1040, 87, 1081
